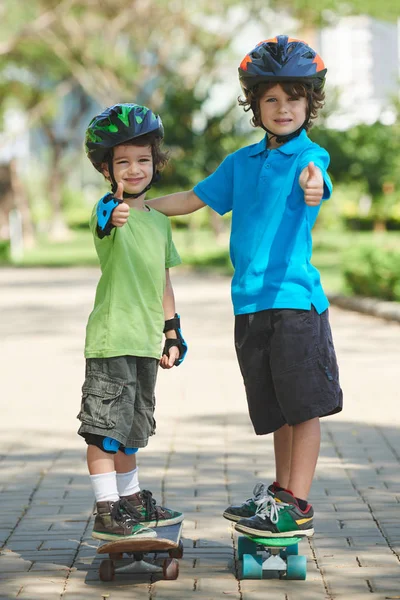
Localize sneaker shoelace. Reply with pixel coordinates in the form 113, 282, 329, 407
140, 489, 164, 520
117, 498, 143, 524
255, 495, 289, 524
241, 483, 268, 507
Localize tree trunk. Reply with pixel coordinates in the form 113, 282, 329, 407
43, 125, 71, 240
9, 160, 36, 250
373, 220, 386, 232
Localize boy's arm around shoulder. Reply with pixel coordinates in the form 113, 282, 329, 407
148, 190, 205, 216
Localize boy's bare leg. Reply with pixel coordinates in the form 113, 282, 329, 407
114, 451, 137, 474
287, 417, 321, 500
273, 423, 293, 489
87, 445, 115, 475
87, 446, 137, 475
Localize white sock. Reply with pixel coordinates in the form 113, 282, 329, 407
90, 471, 119, 503
117, 468, 140, 497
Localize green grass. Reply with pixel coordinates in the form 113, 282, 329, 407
311, 230, 400, 294
8, 227, 400, 297
11, 230, 98, 267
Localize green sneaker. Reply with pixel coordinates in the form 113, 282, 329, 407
223, 482, 280, 522
91, 499, 157, 541
234, 489, 314, 538
121, 489, 184, 527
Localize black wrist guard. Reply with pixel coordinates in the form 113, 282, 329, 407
96, 192, 122, 239
162, 313, 188, 366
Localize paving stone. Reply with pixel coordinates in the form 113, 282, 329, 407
40, 539, 80, 551
5, 540, 43, 551
2, 269, 400, 599
0, 557, 32, 572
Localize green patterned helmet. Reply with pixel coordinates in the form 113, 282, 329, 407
85, 103, 164, 170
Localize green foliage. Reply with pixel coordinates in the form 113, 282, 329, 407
343, 245, 400, 301
269, 0, 400, 23
158, 85, 248, 192
2, 0, 400, 245
62, 188, 92, 230
0, 240, 10, 263
183, 248, 233, 273
311, 118, 400, 221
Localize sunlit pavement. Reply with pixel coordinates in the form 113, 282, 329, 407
1, 267, 400, 599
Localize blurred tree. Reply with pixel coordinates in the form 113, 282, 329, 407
0, 0, 255, 240
268, 0, 400, 24
158, 83, 249, 237
311, 110, 400, 229
1, 0, 399, 245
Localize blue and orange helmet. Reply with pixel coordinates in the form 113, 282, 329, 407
238, 35, 327, 92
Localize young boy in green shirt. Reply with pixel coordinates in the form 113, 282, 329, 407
78, 103, 187, 541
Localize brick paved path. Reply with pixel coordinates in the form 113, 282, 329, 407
1, 268, 400, 599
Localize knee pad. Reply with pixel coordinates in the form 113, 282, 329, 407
83, 433, 121, 454
122, 446, 138, 455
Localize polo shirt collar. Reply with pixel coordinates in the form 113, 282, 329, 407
276, 129, 311, 155
248, 135, 268, 157
248, 129, 311, 157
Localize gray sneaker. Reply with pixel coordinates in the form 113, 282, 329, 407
91, 499, 157, 541
223, 482, 278, 522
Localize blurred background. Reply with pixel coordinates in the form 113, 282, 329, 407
1, 0, 400, 301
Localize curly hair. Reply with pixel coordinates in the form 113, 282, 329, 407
238, 81, 325, 132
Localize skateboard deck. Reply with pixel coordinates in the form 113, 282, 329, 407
237, 534, 307, 580
97, 522, 183, 582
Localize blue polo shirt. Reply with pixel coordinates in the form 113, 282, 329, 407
193, 130, 332, 315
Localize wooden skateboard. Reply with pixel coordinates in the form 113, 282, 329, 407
237, 534, 307, 580
97, 522, 183, 581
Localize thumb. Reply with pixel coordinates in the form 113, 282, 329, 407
169, 350, 176, 367
307, 162, 317, 179
114, 181, 124, 200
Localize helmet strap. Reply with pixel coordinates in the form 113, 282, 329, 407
264, 120, 307, 146
263, 100, 312, 146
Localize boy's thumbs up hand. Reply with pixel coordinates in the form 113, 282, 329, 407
299, 161, 324, 206
111, 182, 130, 227
114, 181, 124, 200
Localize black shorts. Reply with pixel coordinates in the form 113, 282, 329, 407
234, 307, 343, 435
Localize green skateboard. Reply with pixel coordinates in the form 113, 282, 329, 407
237, 534, 307, 580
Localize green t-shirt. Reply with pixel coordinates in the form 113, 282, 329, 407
85, 203, 181, 359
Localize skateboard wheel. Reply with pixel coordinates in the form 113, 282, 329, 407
280, 543, 298, 558
242, 554, 262, 579
169, 540, 184, 559
163, 557, 179, 580
286, 555, 307, 580
237, 536, 258, 560
99, 558, 115, 582
109, 552, 123, 561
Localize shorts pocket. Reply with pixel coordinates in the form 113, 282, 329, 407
77, 374, 124, 429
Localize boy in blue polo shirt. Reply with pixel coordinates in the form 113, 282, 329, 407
146, 36, 343, 537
